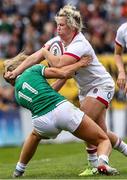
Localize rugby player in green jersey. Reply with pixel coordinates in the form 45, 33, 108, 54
3, 52, 118, 177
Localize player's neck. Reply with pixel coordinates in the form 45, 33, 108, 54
61, 31, 78, 46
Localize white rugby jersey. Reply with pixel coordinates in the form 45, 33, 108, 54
115, 22, 127, 48
45, 32, 114, 94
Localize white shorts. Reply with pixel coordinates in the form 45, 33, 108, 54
79, 85, 115, 108
32, 101, 84, 139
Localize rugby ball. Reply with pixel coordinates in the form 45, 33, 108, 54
49, 41, 64, 56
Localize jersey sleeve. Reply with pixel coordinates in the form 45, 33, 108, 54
64, 40, 90, 60
44, 36, 60, 48
44, 38, 54, 47
41, 65, 47, 76
30, 64, 47, 76
115, 26, 125, 47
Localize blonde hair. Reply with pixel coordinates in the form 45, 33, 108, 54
55, 4, 83, 32
4, 52, 28, 73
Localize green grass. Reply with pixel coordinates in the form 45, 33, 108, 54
0, 142, 127, 179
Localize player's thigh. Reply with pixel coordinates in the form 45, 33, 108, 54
79, 86, 114, 122
73, 114, 108, 146
80, 96, 105, 121
32, 112, 61, 139
80, 97, 107, 132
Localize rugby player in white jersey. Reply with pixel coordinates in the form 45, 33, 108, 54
3, 52, 118, 177
115, 22, 127, 93
5, 5, 127, 176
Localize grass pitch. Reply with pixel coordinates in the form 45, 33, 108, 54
0, 141, 127, 179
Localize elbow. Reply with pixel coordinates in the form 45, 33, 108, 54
54, 62, 63, 68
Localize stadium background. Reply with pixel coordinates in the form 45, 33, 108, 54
0, 0, 127, 146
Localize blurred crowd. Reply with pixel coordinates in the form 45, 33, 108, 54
0, 0, 127, 110
0, 0, 127, 59
0, 85, 17, 111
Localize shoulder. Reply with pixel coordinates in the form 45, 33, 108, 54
70, 32, 88, 48
28, 64, 47, 76
65, 32, 92, 57
73, 32, 85, 42
45, 36, 61, 45
28, 64, 45, 72
72, 32, 92, 52
117, 23, 127, 33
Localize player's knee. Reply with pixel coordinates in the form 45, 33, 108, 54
98, 123, 107, 133
97, 132, 109, 144
31, 130, 42, 141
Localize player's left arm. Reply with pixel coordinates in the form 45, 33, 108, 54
114, 43, 125, 73
4, 46, 49, 80
114, 43, 126, 90
44, 56, 91, 79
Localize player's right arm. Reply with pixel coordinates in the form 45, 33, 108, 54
114, 24, 127, 90
44, 55, 91, 79
4, 46, 49, 80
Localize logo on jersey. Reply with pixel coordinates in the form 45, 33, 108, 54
107, 92, 111, 99
49, 41, 64, 56
93, 88, 98, 94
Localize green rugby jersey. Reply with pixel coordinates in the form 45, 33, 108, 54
15, 64, 66, 117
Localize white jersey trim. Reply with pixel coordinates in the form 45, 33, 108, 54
64, 52, 80, 60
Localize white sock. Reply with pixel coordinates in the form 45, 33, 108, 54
16, 162, 26, 172
98, 155, 109, 166
86, 148, 98, 168
114, 138, 127, 156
